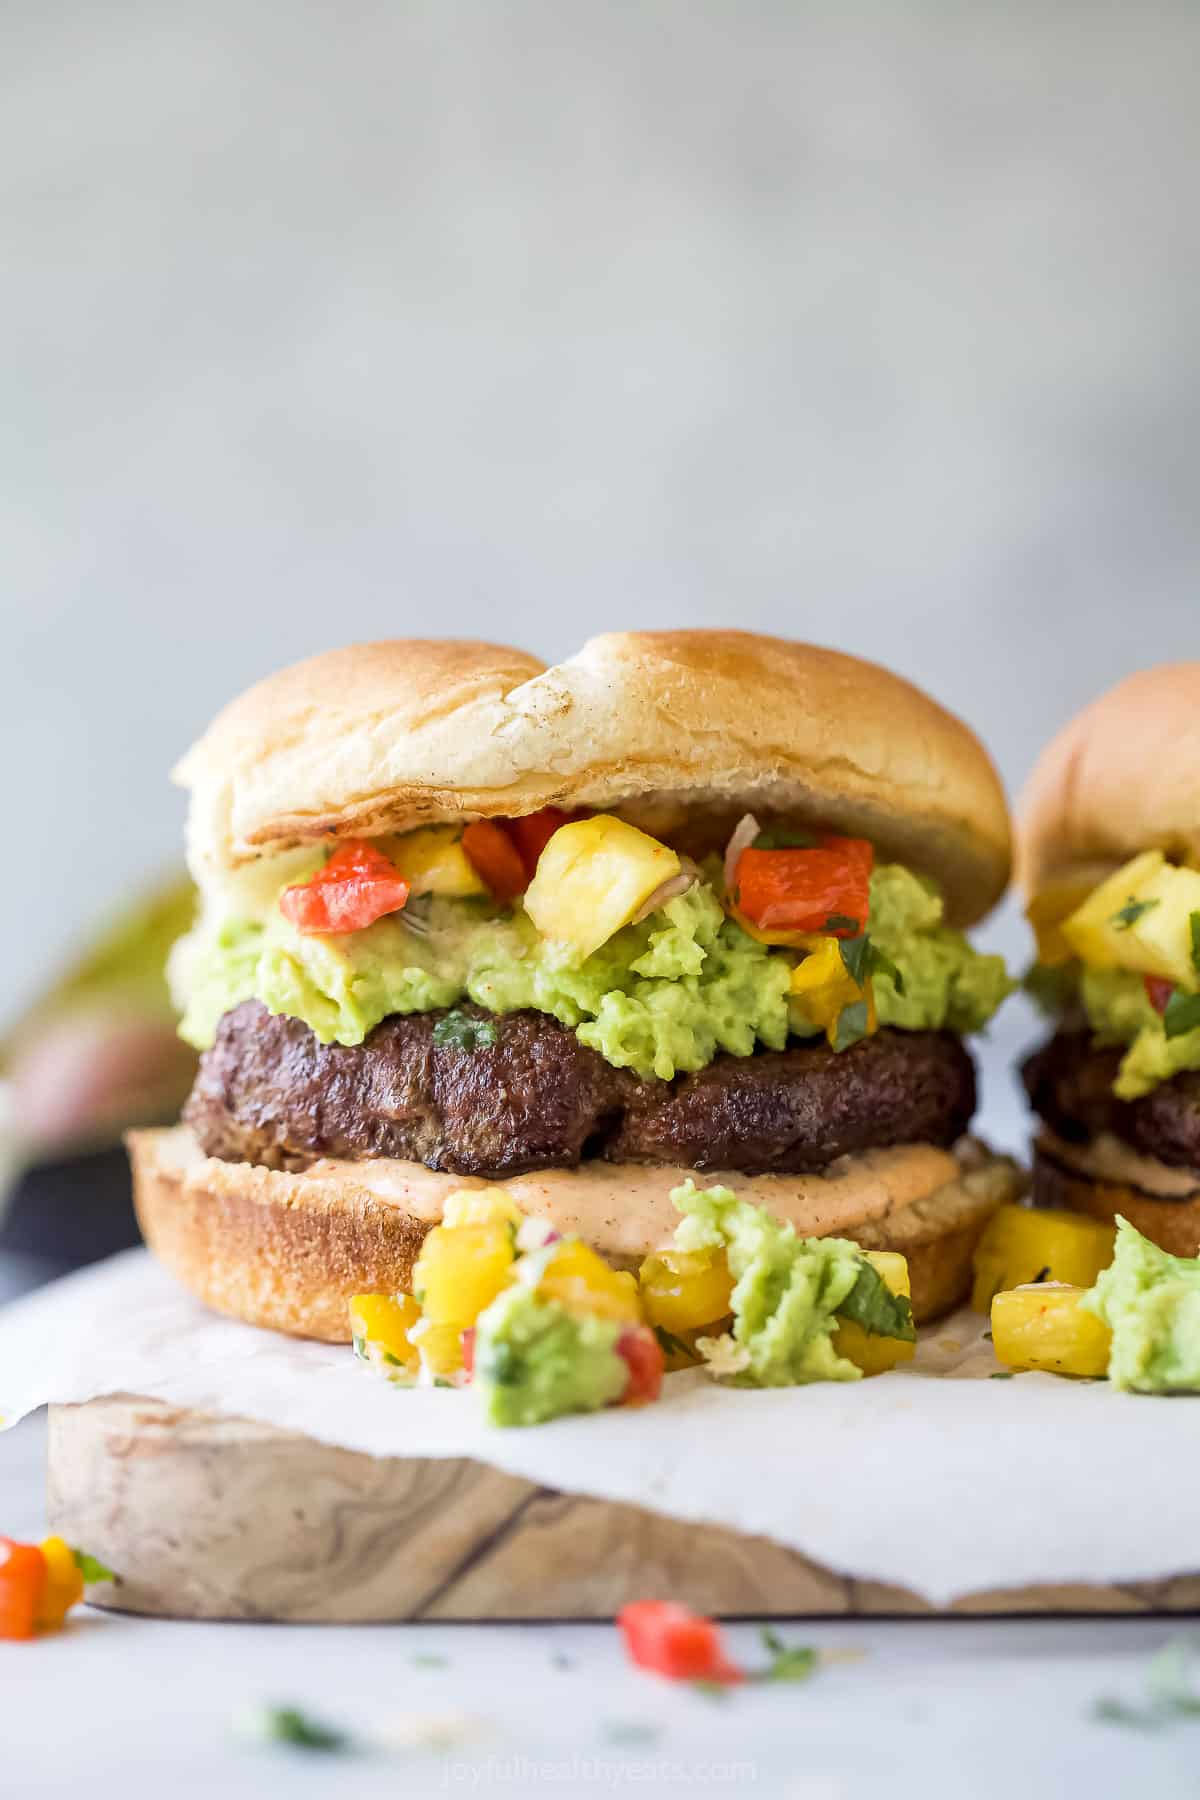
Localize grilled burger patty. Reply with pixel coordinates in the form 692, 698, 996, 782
185, 1000, 976, 1181
1023, 1028, 1200, 1170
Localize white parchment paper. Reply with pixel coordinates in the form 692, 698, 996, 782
1, 1249, 1194, 1604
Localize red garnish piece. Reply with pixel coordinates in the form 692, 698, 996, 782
505, 807, 581, 879
618, 1600, 744, 1684
0, 1539, 47, 1642
461, 1327, 476, 1379
461, 820, 529, 906
1145, 975, 1175, 1016
734, 835, 873, 936
279, 840, 410, 936
617, 1326, 664, 1407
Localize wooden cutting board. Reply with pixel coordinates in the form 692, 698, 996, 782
45, 1395, 1200, 1620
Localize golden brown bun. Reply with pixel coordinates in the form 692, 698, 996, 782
1033, 1143, 1200, 1257
129, 1126, 1021, 1340
176, 631, 1011, 926
1017, 663, 1200, 899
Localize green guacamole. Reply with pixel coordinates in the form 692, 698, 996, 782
1028, 961, 1200, 1099
177, 860, 1010, 1082
1084, 1217, 1200, 1392
472, 1285, 627, 1426
671, 1180, 915, 1386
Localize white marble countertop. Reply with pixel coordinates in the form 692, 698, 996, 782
2, 1407, 1197, 1798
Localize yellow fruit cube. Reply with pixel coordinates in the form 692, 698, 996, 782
789, 938, 876, 1047
35, 1536, 85, 1630
971, 1205, 1115, 1311
534, 1239, 643, 1323
1026, 877, 1106, 967
1118, 862, 1200, 988
1060, 851, 1168, 971
991, 1284, 1112, 1378
348, 1293, 423, 1375
407, 1317, 467, 1380
523, 815, 681, 961
638, 1248, 733, 1334
413, 1222, 516, 1328
833, 1250, 916, 1376
381, 827, 488, 898
442, 1188, 522, 1229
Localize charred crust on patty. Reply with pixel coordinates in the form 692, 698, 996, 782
1023, 1028, 1200, 1171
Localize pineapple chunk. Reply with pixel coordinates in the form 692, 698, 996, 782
523, 816, 681, 962
407, 1316, 467, 1380
1060, 851, 1168, 971
991, 1284, 1112, 1378
833, 1250, 916, 1376
1119, 862, 1200, 988
789, 938, 876, 1048
381, 826, 488, 898
348, 1293, 423, 1375
638, 1247, 733, 1335
413, 1222, 516, 1328
971, 1205, 1115, 1311
532, 1239, 643, 1323
442, 1188, 522, 1229
1026, 876, 1107, 967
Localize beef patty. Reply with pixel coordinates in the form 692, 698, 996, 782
1023, 1028, 1200, 1170
185, 1000, 976, 1180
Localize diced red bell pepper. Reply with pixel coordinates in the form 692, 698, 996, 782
279, 840, 410, 935
0, 1539, 47, 1642
618, 1600, 744, 1684
461, 820, 529, 906
617, 1326, 664, 1407
505, 807, 581, 879
1145, 975, 1174, 1016
461, 1327, 476, 1379
734, 835, 873, 936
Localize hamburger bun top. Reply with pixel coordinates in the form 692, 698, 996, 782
176, 630, 1012, 926
1017, 663, 1200, 899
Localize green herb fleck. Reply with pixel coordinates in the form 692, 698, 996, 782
1110, 897, 1159, 931
382, 1349, 404, 1367
602, 1721, 662, 1745
653, 1325, 695, 1360
1031, 1266, 1051, 1285
982, 1330, 993, 1342
1094, 1641, 1200, 1730
838, 934, 904, 996
411, 1652, 448, 1668
244, 1705, 350, 1753
432, 1010, 499, 1052
73, 1549, 114, 1584
831, 999, 871, 1052
835, 1260, 916, 1343
823, 912, 862, 935
352, 1333, 367, 1361
752, 828, 817, 850
1191, 913, 1200, 976
757, 1627, 818, 1684
990, 1372, 1014, 1380
1164, 990, 1200, 1040
690, 1680, 734, 1702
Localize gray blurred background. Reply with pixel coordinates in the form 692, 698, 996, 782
3, 0, 1198, 1140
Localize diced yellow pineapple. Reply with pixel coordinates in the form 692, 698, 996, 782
1119, 862, 1200, 987
971, 1205, 1115, 1311
1025, 876, 1106, 967
534, 1239, 643, 1323
408, 1317, 466, 1379
991, 1284, 1111, 1378
1060, 851, 1168, 970
413, 1222, 516, 1328
523, 815, 681, 961
382, 826, 488, 898
638, 1247, 734, 1334
789, 938, 876, 1048
348, 1293, 423, 1375
833, 1250, 916, 1376
442, 1188, 522, 1229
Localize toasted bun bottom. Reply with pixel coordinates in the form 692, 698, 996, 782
1033, 1144, 1200, 1256
129, 1127, 1021, 1341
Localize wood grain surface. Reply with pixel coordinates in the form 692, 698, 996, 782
46, 1396, 1200, 1621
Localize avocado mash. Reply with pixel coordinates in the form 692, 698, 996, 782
176, 859, 1011, 1083
1084, 1216, 1200, 1392
671, 1180, 915, 1386
472, 1285, 628, 1425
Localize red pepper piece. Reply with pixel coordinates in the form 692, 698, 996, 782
618, 1600, 745, 1684
460, 1327, 476, 1379
279, 840, 410, 936
461, 820, 531, 906
1145, 975, 1174, 1016
734, 835, 873, 936
617, 1326, 664, 1407
505, 807, 582, 880
0, 1539, 47, 1642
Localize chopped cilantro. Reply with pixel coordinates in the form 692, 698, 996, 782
752, 828, 817, 850
1191, 912, 1200, 976
1031, 1266, 1051, 1285
411, 1652, 448, 1667
602, 1721, 662, 1745
73, 1549, 114, 1584
757, 1627, 818, 1684
838, 933, 905, 996
432, 1010, 499, 1052
381, 1349, 404, 1367
831, 999, 871, 1052
1164, 990, 1200, 1040
990, 1372, 1014, 1380
823, 912, 862, 935
690, 1680, 734, 1702
352, 1333, 367, 1361
836, 1260, 916, 1343
982, 1330, 993, 1342
244, 1705, 349, 1752
653, 1325, 694, 1360
1094, 1641, 1200, 1730
1110, 897, 1159, 931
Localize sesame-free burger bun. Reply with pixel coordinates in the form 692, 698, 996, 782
176, 631, 1011, 927
129, 1125, 1023, 1340
1018, 663, 1200, 900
